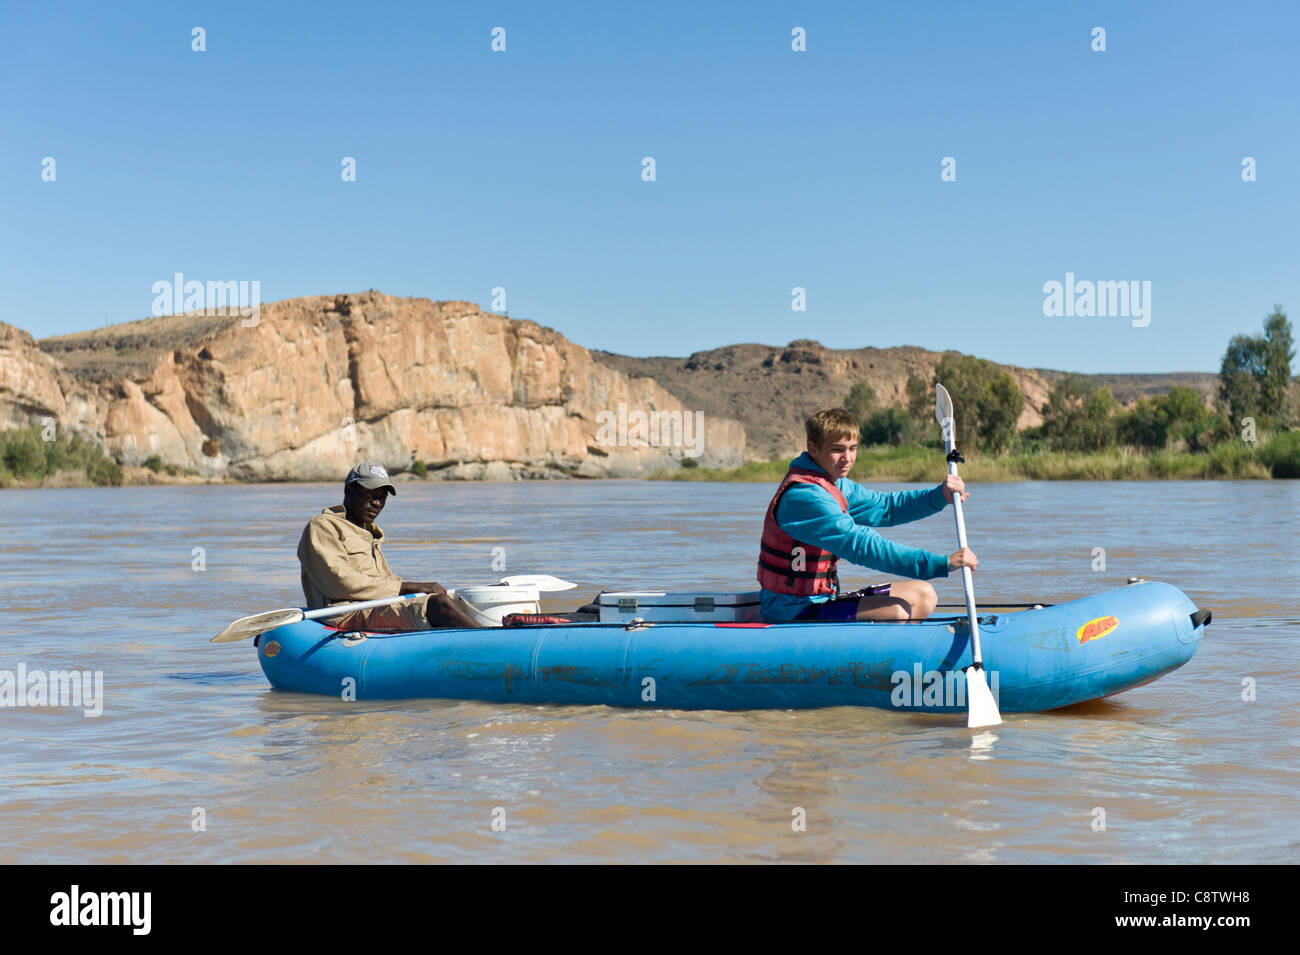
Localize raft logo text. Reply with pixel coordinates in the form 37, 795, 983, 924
49, 886, 150, 935
891, 664, 1000, 708
1042, 272, 1151, 327
151, 273, 261, 326
595, 403, 706, 458
0, 664, 103, 717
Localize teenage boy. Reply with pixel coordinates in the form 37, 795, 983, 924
758, 408, 977, 622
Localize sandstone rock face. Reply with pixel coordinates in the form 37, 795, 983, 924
0, 322, 67, 428
30, 294, 748, 479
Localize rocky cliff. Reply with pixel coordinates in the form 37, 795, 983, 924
1, 322, 72, 430
20, 293, 748, 480
6, 296, 1236, 480
594, 341, 1062, 460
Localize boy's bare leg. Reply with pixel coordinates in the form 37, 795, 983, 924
854, 581, 938, 621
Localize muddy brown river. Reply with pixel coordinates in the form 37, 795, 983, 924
2, 479, 1296, 863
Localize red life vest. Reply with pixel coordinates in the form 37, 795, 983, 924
757, 467, 849, 595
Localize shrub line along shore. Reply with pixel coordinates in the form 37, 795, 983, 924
4, 437, 1297, 488
648, 435, 1300, 482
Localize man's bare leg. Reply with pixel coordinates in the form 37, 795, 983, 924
854, 581, 938, 621
424, 593, 483, 629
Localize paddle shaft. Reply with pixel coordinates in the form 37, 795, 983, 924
945, 454, 987, 668
216, 577, 578, 643
303, 577, 576, 621
302, 594, 421, 622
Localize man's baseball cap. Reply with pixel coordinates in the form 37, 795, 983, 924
345, 460, 396, 494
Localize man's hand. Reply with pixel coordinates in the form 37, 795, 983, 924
948, 547, 978, 571
398, 581, 448, 596
941, 474, 969, 504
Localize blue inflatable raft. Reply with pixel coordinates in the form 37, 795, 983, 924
253, 580, 1209, 712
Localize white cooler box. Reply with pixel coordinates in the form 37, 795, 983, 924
596, 591, 763, 623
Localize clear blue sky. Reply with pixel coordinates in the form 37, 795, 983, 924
2, 0, 1296, 373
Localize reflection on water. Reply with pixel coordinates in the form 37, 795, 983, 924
0, 479, 1296, 863
968, 730, 998, 760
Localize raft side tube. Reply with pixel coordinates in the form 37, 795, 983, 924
255, 581, 1205, 712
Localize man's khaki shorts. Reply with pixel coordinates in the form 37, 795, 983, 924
325, 594, 431, 632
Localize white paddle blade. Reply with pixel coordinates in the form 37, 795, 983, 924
499, 574, 577, 592
934, 383, 956, 448
965, 668, 1003, 728
211, 608, 304, 643
934, 383, 954, 426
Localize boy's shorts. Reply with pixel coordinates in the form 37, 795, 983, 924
797, 583, 892, 622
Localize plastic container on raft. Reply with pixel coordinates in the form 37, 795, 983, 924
454, 584, 540, 626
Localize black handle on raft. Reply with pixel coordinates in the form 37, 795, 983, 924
1190, 608, 1212, 629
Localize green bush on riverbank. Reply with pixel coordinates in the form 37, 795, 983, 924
0, 425, 123, 487
651, 431, 1300, 482
1259, 429, 1300, 477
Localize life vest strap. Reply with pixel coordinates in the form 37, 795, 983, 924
759, 541, 837, 567
758, 558, 839, 581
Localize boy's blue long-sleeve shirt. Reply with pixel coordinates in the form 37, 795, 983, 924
760, 452, 952, 622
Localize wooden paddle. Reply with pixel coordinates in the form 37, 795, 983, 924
935, 382, 1003, 728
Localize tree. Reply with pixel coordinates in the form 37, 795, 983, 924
1219, 305, 1295, 425
1, 427, 43, 476
843, 382, 876, 426
844, 381, 917, 446
1042, 375, 1118, 452
1160, 386, 1219, 451
983, 373, 1025, 452
860, 407, 916, 446
1219, 335, 1267, 424
904, 374, 932, 438
1119, 386, 1221, 451
1159, 385, 1206, 424
927, 353, 1025, 452
1118, 396, 1167, 449
1262, 306, 1295, 422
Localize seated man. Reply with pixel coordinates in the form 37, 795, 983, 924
758, 408, 977, 622
297, 460, 480, 631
